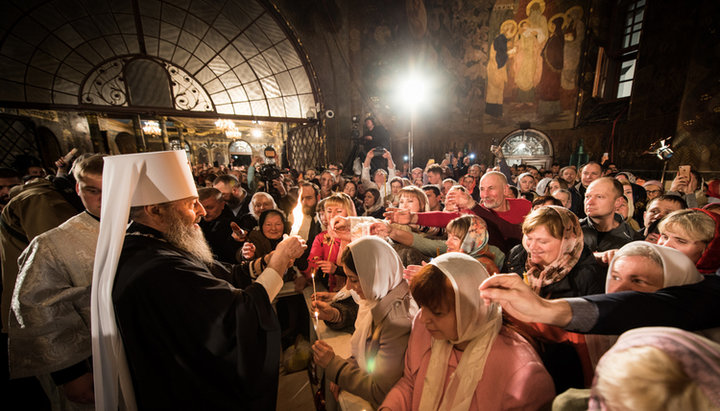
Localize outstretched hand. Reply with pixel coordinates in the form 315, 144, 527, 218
478, 274, 572, 327
327, 216, 353, 242
403, 262, 427, 282
383, 207, 414, 225
275, 235, 307, 260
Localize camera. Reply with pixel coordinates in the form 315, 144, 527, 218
373, 147, 386, 156
351, 115, 361, 139
257, 163, 283, 182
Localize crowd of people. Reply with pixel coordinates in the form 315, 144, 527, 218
1, 142, 719, 411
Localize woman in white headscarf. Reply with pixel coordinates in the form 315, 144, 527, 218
311, 236, 417, 409
380, 253, 554, 410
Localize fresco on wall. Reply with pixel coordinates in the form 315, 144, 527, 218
484, 0, 586, 132
353, 0, 587, 136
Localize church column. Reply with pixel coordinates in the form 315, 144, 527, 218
85, 113, 109, 153
132, 115, 147, 152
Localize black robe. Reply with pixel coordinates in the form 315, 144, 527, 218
199, 205, 243, 264
112, 222, 280, 410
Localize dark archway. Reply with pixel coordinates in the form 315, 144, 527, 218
35, 127, 62, 171
115, 132, 138, 154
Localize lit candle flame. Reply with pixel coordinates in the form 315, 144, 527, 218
289, 191, 304, 236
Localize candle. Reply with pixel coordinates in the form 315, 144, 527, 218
313, 310, 322, 339
311, 270, 318, 302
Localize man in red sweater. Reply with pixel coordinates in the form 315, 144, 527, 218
385, 171, 531, 253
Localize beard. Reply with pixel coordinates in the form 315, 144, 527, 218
302, 204, 316, 216
163, 207, 215, 266
225, 193, 240, 208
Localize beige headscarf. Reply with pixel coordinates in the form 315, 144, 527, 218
418, 252, 502, 411
523, 206, 584, 292
346, 236, 405, 372
590, 327, 720, 409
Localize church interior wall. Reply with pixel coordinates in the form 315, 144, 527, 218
278, 0, 720, 177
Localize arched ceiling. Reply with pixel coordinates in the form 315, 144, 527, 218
0, 0, 319, 120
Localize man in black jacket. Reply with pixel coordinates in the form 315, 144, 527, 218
580, 177, 642, 252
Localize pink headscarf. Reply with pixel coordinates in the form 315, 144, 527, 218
590, 327, 720, 409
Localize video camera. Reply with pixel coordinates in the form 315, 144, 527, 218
256, 146, 287, 194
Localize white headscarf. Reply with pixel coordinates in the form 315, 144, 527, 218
536, 177, 553, 196
346, 236, 405, 371
605, 242, 703, 293
588, 242, 706, 366
418, 253, 502, 411
91, 151, 197, 411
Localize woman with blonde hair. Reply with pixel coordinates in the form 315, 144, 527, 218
657, 208, 720, 273
590, 327, 720, 410
305, 193, 356, 291
504, 206, 604, 298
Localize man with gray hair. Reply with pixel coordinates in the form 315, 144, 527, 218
92, 151, 306, 410
385, 171, 531, 253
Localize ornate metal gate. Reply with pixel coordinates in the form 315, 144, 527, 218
287, 123, 326, 172
0, 114, 38, 169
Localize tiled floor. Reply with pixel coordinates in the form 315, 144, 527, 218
276, 370, 316, 410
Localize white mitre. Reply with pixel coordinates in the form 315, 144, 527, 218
90, 151, 197, 411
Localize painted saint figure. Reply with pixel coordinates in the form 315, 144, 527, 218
561, 6, 585, 91
513, 0, 548, 102
486, 20, 518, 117
537, 14, 565, 102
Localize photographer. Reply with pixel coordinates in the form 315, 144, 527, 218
361, 148, 396, 203
363, 116, 390, 175
248, 147, 294, 215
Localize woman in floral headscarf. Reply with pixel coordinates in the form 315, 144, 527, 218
590, 327, 720, 410
445, 215, 504, 274
504, 205, 604, 298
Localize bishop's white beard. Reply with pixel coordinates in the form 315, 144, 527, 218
163, 208, 215, 266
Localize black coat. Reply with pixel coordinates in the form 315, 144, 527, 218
113, 223, 281, 410
199, 205, 243, 263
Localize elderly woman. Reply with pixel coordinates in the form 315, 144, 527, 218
243, 209, 288, 258
381, 253, 555, 410
616, 195, 641, 231
657, 208, 720, 274
312, 237, 416, 409
590, 327, 720, 410
305, 193, 357, 291
504, 206, 604, 298
237, 191, 277, 232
